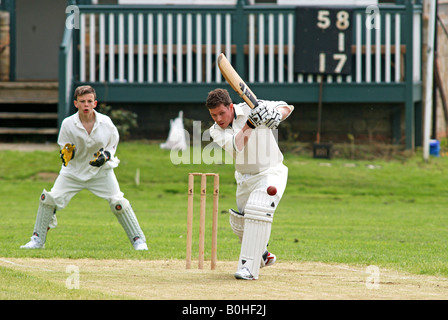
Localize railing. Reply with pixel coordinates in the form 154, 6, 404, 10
73, 4, 421, 86
58, 27, 74, 127
78, 8, 236, 84
59, 0, 423, 148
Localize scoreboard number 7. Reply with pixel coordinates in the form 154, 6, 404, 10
294, 7, 353, 75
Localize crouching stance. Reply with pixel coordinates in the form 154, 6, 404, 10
21, 85, 147, 251
206, 88, 293, 280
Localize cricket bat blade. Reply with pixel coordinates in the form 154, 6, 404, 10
217, 53, 258, 109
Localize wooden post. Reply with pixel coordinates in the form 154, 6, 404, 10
198, 174, 207, 269
186, 173, 194, 269
211, 174, 219, 270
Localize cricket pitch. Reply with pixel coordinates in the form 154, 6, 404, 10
1, 258, 447, 300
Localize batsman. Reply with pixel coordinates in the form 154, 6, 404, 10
20, 85, 148, 251
206, 88, 294, 280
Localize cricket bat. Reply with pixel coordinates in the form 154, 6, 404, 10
217, 53, 258, 109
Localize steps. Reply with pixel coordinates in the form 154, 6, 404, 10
0, 127, 59, 135
0, 112, 58, 120
0, 82, 59, 140
0, 107, 59, 136
0, 81, 58, 104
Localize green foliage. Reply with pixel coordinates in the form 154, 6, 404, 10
97, 104, 138, 140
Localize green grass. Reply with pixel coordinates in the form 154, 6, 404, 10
0, 266, 125, 299
1, 141, 448, 277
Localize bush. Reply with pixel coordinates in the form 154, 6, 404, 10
97, 104, 138, 140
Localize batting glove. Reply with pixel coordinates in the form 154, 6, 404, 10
60, 143, 76, 167
89, 148, 111, 167
264, 108, 282, 130
247, 101, 269, 129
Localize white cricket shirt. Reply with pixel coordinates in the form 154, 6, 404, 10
209, 101, 285, 175
57, 110, 120, 181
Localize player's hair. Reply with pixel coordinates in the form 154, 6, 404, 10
74, 85, 97, 100
206, 88, 232, 109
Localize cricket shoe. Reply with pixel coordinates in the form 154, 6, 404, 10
234, 267, 255, 280
262, 251, 276, 267
133, 238, 148, 251
20, 234, 45, 249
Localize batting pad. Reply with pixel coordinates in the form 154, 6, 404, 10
229, 209, 245, 243
238, 189, 276, 279
33, 190, 57, 244
110, 199, 146, 244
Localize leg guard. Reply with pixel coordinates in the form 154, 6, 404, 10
229, 209, 245, 243
110, 199, 146, 245
237, 189, 276, 279
33, 190, 57, 245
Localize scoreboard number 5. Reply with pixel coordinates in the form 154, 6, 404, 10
317, 10, 331, 29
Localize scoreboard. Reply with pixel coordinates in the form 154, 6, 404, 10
294, 7, 353, 75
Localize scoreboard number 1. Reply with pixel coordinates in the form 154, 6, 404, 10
294, 7, 353, 75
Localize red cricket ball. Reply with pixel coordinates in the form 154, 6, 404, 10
267, 186, 277, 196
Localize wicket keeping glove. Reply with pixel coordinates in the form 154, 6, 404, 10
89, 148, 111, 167
264, 108, 282, 130
60, 143, 76, 167
247, 101, 269, 129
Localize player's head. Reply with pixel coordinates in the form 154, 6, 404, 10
74, 85, 97, 114
74, 85, 97, 101
206, 88, 234, 129
206, 88, 232, 110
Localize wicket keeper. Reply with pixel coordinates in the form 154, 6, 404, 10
21, 85, 148, 251
206, 88, 294, 280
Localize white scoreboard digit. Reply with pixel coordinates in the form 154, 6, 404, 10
294, 7, 353, 75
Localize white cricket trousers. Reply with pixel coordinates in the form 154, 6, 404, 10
235, 162, 288, 213
44, 169, 125, 210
